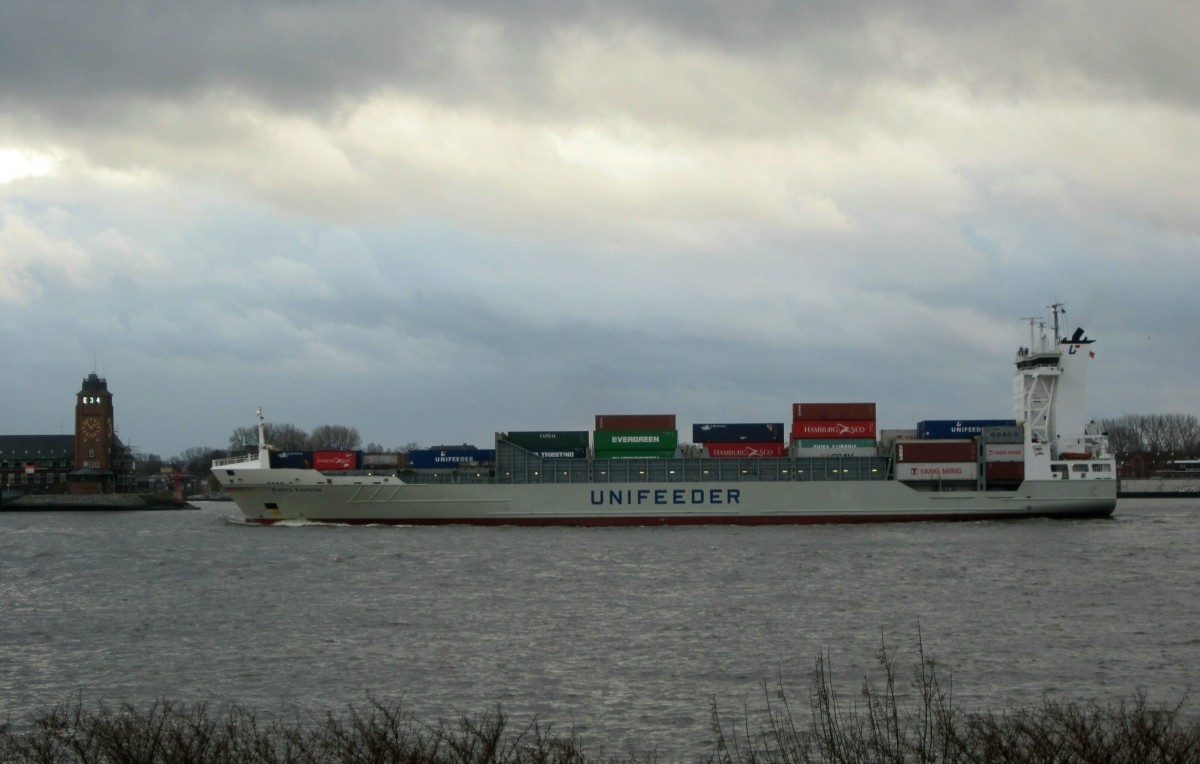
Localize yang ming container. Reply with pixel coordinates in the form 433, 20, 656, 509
792, 402, 876, 421
896, 462, 979, 481
595, 414, 676, 431
692, 423, 785, 443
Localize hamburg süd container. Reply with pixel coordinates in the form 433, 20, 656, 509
917, 419, 1017, 439
595, 414, 676, 431
895, 440, 976, 463
692, 423, 785, 444
790, 420, 877, 440
704, 442, 787, 458
791, 402, 876, 421
312, 450, 361, 471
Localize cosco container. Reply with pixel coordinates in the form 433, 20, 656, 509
895, 440, 976, 463
593, 429, 679, 451
896, 462, 979, 480
505, 431, 590, 450
791, 402, 876, 421
917, 419, 1016, 439
312, 450, 360, 471
705, 442, 787, 458
790, 420, 877, 440
595, 414, 676, 431
692, 423, 785, 444
981, 425, 1024, 444
407, 448, 496, 469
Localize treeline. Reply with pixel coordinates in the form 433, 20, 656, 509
1102, 413, 1200, 471
2, 643, 1197, 762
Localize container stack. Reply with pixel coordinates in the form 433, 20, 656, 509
594, 414, 678, 459
790, 402, 878, 457
692, 423, 786, 458
505, 431, 589, 459
981, 425, 1025, 484
894, 440, 978, 481
917, 419, 1018, 439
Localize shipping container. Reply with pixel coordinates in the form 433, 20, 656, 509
984, 443, 1024, 463
790, 420, 877, 440
792, 446, 879, 459
984, 462, 1025, 482
981, 425, 1024, 444
896, 462, 979, 481
896, 440, 977, 463
593, 430, 679, 451
593, 449, 677, 460
792, 402, 876, 421
705, 442, 787, 458
407, 448, 496, 469
362, 452, 405, 468
878, 429, 919, 452
505, 431, 590, 450
268, 450, 312, 469
917, 419, 1017, 439
790, 438, 877, 449
595, 414, 676, 431
692, 423, 785, 444
313, 450, 360, 471
528, 448, 588, 459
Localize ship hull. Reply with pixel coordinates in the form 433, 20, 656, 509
218, 469, 1116, 526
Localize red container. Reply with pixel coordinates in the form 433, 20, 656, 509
985, 462, 1025, 482
313, 450, 359, 470
595, 414, 676, 431
895, 440, 976, 463
705, 442, 787, 458
790, 420, 876, 440
791, 402, 876, 421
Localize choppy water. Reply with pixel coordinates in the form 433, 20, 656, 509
1, 499, 1197, 757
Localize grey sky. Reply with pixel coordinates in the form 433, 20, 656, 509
2, 0, 1197, 457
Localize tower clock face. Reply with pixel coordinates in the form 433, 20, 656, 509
82, 417, 102, 439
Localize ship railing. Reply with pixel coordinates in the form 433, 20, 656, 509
212, 453, 258, 468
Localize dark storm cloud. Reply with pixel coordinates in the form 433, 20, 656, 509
3, 0, 1196, 123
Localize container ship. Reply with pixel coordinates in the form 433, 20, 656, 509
212, 307, 1117, 525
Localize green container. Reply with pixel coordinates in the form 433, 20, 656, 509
506, 431, 590, 450
594, 449, 677, 460
790, 438, 877, 448
593, 430, 678, 451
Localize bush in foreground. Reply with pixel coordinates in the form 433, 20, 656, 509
2, 642, 1197, 763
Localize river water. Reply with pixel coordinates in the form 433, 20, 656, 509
1, 499, 1197, 758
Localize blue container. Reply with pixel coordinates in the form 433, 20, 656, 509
269, 450, 312, 469
917, 420, 1017, 440
692, 423, 785, 443
408, 448, 496, 469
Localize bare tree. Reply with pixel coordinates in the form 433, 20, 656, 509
1101, 413, 1200, 469
308, 425, 362, 451
228, 423, 309, 452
